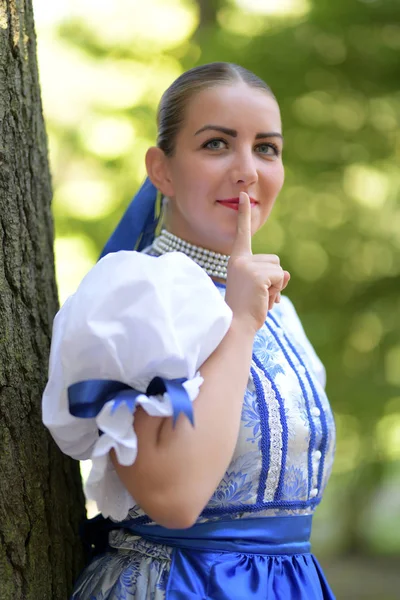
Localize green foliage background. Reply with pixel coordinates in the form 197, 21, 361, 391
34, 0, 400, 577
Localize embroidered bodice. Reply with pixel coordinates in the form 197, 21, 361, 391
124, 287, 335, 526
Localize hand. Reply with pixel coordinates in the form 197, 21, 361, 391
225, 192, 290, 333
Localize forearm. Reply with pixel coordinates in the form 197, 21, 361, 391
156, 317, 255, 498
113, 317, 255, 527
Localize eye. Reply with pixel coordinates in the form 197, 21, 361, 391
203, 138, 228, 150
255, 142, 280, 157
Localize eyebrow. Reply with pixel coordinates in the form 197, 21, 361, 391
194, 125, 283, 140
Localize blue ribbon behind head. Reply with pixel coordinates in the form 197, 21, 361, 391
68, 376, 194, 427
99, 177, 160, 260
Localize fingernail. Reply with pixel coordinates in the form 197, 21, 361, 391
239, 192, 245, 204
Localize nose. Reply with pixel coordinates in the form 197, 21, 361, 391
230, 149, 258, 188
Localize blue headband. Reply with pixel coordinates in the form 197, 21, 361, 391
99, 177, 161, 260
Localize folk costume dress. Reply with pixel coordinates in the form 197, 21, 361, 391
42, 178, 336, 599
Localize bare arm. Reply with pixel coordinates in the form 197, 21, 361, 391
111, 317, 255, 529
110, 192, 289, 528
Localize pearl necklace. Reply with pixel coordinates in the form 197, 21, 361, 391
152, 230, 230, 280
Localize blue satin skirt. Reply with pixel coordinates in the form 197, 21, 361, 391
74, 514, 335, 599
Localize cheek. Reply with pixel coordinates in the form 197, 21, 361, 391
170, 168, 210, 219
263, 163, 284, 197
174, 158, 219, 202
172, 156, 210, 192
257, 163, 284, 226
268, 161, 285, 193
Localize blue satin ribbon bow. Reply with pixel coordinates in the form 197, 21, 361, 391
68, 376, 194, 427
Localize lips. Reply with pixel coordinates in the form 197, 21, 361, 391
217, 198, 258, 211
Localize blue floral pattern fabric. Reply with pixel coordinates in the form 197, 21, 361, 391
71, 289, 336, 600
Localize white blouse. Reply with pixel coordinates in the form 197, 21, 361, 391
42, 250, 232, 520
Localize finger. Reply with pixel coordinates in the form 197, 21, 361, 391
231, 191, 252, 257
252, 263, 284, 286
268, 269, 285, 293
251, 254, 280, 264
268, 292, 277, 311
282, 271, 290, 290
263, 268, 289, 291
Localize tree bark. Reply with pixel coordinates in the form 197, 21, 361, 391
0, 1, 86, 598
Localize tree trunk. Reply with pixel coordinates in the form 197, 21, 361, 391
0, 1, 86, 598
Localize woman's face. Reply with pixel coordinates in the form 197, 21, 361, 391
158, 82, 284, 254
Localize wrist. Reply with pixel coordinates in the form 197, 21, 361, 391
230, 315, 258, 339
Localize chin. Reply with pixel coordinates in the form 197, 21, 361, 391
205, 228, 236, 255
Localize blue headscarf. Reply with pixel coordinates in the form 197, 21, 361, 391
99, 177, 162, 260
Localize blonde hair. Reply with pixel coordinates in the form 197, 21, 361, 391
157, 62, 275, 156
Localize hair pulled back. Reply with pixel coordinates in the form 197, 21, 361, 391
157, 62, 275, 157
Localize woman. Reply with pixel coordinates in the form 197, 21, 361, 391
42, 62, 336, 599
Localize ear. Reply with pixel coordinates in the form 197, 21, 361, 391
145, 147, 175, 197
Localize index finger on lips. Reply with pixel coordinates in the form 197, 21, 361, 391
231, 191, 252, 257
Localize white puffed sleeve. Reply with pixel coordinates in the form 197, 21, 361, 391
42, 251, 232, 520
278, 296, 327, 389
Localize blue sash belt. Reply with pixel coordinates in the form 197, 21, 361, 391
79, 514, 335, 599
130, 515, 312, 555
